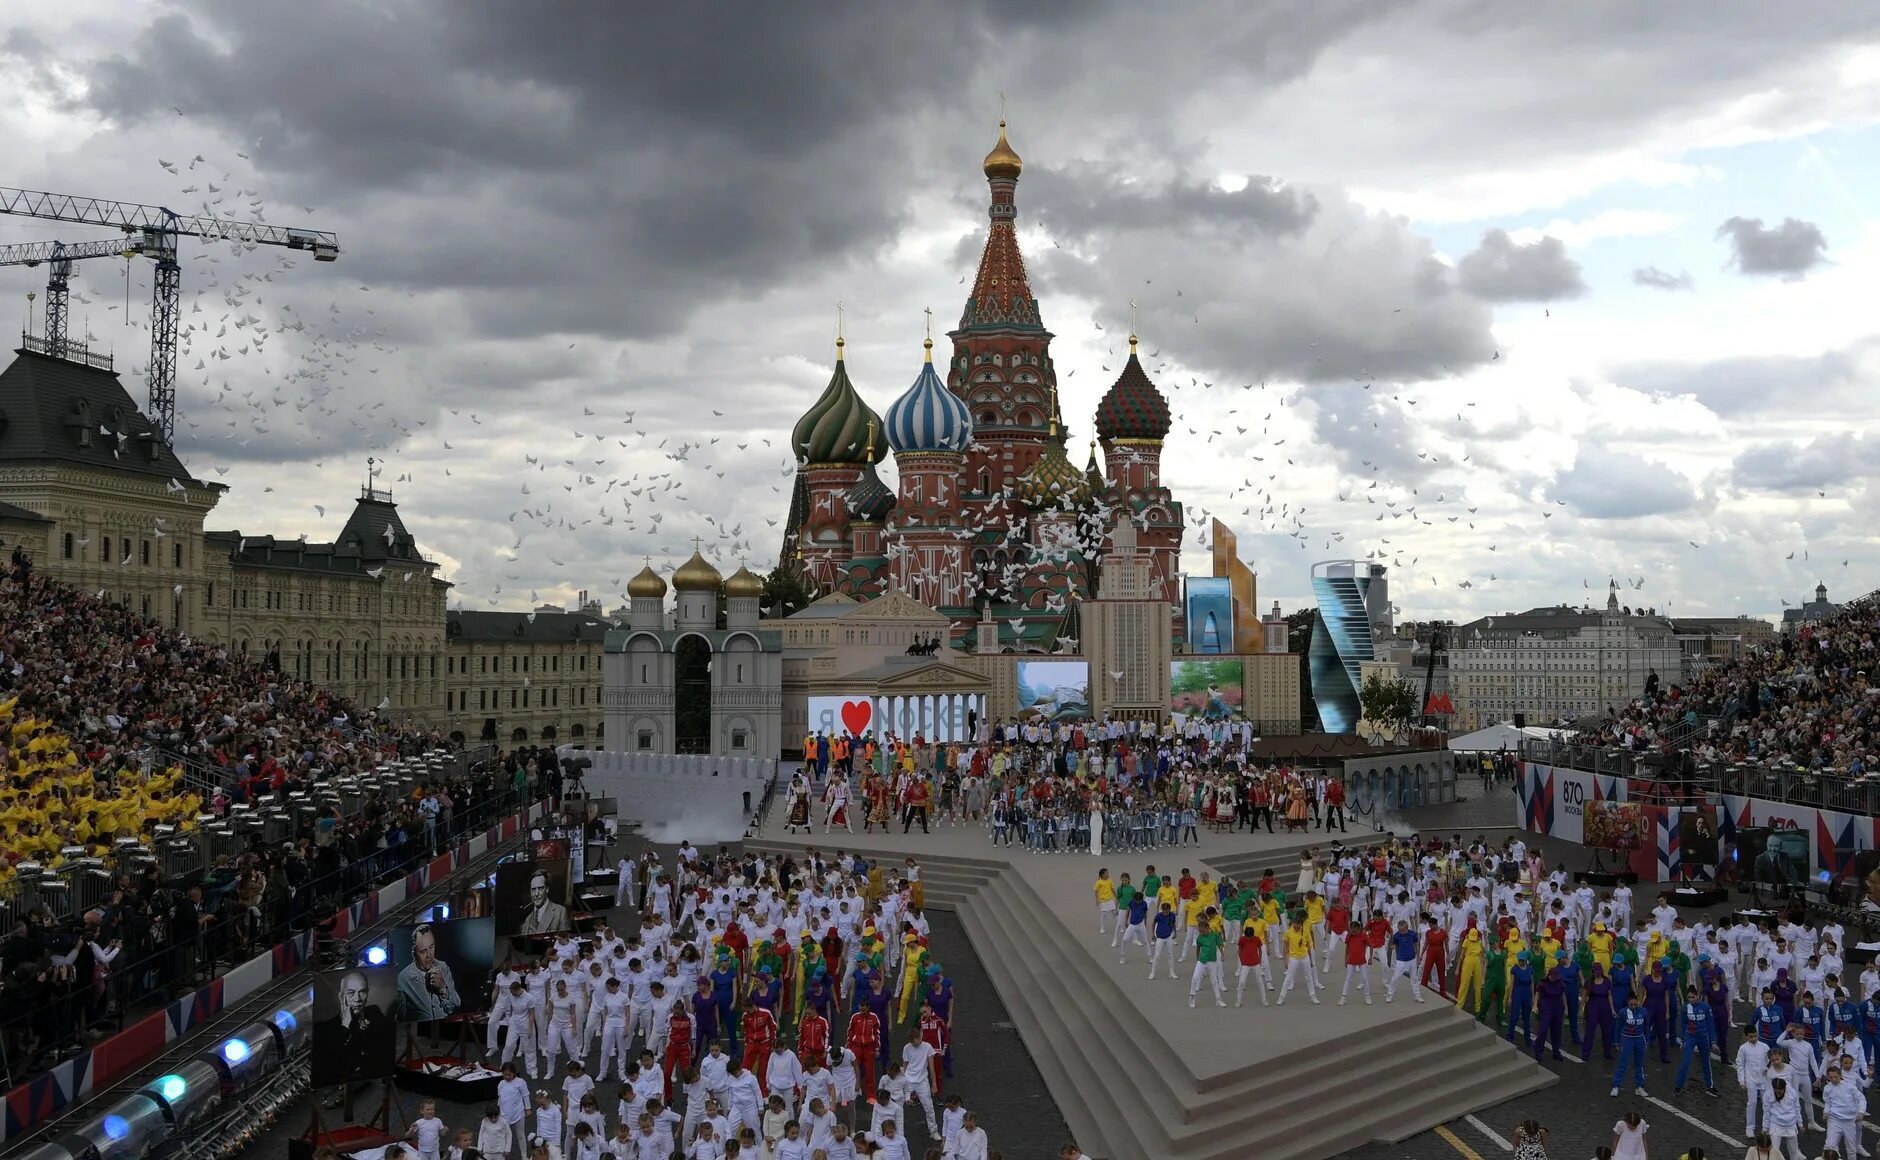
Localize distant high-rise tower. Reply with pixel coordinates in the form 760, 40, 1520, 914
1309, 559, 1383, 733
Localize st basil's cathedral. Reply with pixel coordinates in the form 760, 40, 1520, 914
779, 121, 1185, 651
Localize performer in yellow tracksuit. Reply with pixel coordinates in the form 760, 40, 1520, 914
1454, 922, 1487, 1012
1276, 916, 1321, 1005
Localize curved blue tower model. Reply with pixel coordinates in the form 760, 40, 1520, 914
1309, 560, 1380, 733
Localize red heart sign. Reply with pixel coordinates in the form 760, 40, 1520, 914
840, 699, 872, 735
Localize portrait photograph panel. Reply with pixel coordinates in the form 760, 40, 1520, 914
491, 857, 571, 938
310, 966, 398, 1087
387, 916, 496, 1023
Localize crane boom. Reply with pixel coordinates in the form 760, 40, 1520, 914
0, 237, 150, 358
0, 187, 339, 258
0, 186, 339, 442
0, 238, 139, 266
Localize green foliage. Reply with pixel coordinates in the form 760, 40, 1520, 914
760, 567, 815, 618
1360, 670, 1419, 733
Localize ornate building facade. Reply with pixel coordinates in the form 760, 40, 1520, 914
601, 553, 784, 758
779, 122, 1186, 652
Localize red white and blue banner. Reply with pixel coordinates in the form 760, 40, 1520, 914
1518, 762, 1880, 883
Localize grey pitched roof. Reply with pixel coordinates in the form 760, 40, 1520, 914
0, 500, 51, 523
0, 348, 203, 485
336, 494, 422, 561
204, 529, 448, 583
448, 609, 614, 644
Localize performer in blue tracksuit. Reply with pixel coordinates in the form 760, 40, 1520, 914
1699, 955, 1731, 1063
1827, 987, 1858, 1043
1611, 992, 1653, 1097
1754, 987, 1786, 1048
1673, 984, 1718, 1094
1858, 989, 1880, 1067
1505, 954, 1535, 1045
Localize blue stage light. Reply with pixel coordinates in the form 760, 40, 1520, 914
362, 945, 389, 966
102, 1115, 129, 1141
271, 1009, 298, 1034
155, 1074, 188, 1101
221, 1038, 250, 1064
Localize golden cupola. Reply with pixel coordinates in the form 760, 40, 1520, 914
982, 119, 1023, 180
671, 550, 723, 593
627, 565, 668, 599
724, 566, 764, 599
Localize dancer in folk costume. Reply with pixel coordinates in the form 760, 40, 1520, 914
785, 774, 813, 834
863, 770, 893, 832
823, 770, 853, 832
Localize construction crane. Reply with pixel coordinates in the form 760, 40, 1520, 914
0, 236, 152, 359
0, 186, 339, 442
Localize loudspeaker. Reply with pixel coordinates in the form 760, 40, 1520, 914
1514, 713, 1527, 729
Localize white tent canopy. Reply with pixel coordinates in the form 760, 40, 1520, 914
1447, 722, 1525, 751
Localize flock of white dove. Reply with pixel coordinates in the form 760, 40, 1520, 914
13, 133, 1850, 626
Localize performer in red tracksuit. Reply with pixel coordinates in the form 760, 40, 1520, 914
798, 1008, 830, 1070
663, 1005, 694, 1102
846, 1006, 881, 1098
1420, 915, 1450, 999
917, 1001, 947, 1095
741, 1004, 778, 1089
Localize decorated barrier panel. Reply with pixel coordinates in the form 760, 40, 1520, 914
1517, 762, 1880, 883
0, 802, 545, 1144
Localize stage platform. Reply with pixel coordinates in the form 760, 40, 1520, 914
749, 814, 1555, 1160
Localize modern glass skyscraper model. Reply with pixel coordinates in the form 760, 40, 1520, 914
1309, 560, 1385, 732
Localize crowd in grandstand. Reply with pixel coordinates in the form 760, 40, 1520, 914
0, 557, 547, 1084
1573, 590, 1878, 775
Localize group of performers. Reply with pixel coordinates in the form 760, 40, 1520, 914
484, 843, 978, 1158
785, 717, 1354, 855
1088, 830, 1880, 1153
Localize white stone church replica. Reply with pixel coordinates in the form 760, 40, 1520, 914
600, 549, 784, 758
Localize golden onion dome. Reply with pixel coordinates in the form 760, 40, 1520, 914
627, 565, 668, 599
671, 550, 723, 593
982, 120, 1022, 180
724, 566, 764, 599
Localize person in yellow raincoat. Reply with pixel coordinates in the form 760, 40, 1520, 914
896, 931, 929, 1024
1586, 921, 1616, 972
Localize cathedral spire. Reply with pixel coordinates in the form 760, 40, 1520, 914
958, 119, 1041, 333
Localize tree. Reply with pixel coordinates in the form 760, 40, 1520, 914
759, 566, 815, 620
1285, 608, 1321, 731
1360, 671, 1419, 738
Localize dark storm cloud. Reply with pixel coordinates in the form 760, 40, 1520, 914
1455, 230, 1586, 302
1716, 215, 1828, 279
1731, 433, 1867, 494
1027, 167, 1496, 385
1615, 337, 1879, 417
1631, 265, 1693, 291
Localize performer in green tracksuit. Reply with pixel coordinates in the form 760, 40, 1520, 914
1479, 944, 1510, 1026
1188, 912, 1226, 1008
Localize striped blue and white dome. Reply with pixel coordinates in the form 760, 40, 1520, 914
884, 342, 973, 454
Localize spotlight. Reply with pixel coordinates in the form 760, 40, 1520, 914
361, 944, 389, 967
270, 1008, 298, 1035
102, 1115, 129, 1141
155, 1074, 188, 1102
221, 1038, 250, 1064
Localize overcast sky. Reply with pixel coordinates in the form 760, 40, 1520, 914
4, 2, 1878, 625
